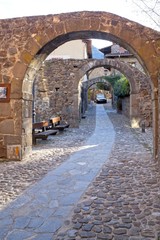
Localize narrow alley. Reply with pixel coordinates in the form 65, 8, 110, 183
0, 103, 159, 240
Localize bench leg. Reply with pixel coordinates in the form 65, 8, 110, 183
32, 136, 36, 145
42, 136, 48, 140
32, 134, 49, 145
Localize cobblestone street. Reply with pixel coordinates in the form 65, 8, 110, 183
55, 107, 160, 239
0, 105, 96, 209
0, 103, 160, 240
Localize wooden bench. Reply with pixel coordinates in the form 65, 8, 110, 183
32, 121, 58, 145
49, 116, 69, 131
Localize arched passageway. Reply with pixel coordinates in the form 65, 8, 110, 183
35, 58, 151, 128
79, 59, 152, 128
81, 77, 113, 116
0, 11, 159, 160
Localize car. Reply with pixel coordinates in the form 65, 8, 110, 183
95, 95, 107, 104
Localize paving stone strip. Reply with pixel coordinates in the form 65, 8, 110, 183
0, 103, 159, 240
0, 104, 116, 240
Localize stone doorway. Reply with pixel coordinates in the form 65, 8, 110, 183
0, 11, 159, 160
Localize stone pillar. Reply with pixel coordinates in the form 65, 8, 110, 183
0, 100, 23, 160
130, 93, 141, 128
80, 87, 85, 116
81, 87, 88, 114
152, 89, 158, 160
72, 91, 80, 127
22, 97, 33, 159
84, 89, 88, 112
148, 72, 158, 160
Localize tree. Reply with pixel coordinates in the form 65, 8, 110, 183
114, 76, 130, 98
96, 82, 110, 91
128, 0, 160, 29
103, 74, 130, 98
103, 74, 122, 87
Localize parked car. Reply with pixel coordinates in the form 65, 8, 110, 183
95, 95, 107, 104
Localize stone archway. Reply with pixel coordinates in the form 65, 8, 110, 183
78, 59, 152, 128
82, 75, 151, 128
0, 11, 159, 160
81, 77, 113, 116
35, 58, 151, 129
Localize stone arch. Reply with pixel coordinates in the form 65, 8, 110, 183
0, 11, 159, 160
35, 58, 151, 130
81, 77, 113, 116
79, 59, 152, 128
84, 77, 112, 90
79, 59, 142, 94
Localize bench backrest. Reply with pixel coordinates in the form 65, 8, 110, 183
50, 117, 61, 124
33, 121, 49, 130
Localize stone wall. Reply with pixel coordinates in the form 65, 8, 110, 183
34, 59, 86, 127
88, 67, 105, 79
34, 58, 152, 129
122, 97, 130, 118
138, 85, 152, 127
34, 60, 112, 127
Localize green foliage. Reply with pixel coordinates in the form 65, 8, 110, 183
96, 82, 110, 91
103, 75, 122, 87
103, 74, 130, 98
96, 82, 105, 90
114, 76, 130, 97
88, 89, 92, 100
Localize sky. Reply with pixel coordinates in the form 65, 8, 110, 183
0, 0, 159, 49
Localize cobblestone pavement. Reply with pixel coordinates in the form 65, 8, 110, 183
54, 109, 160, 239
0, 102, 160, 240
0, 104, 96, 209
0, 104, 115, 240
